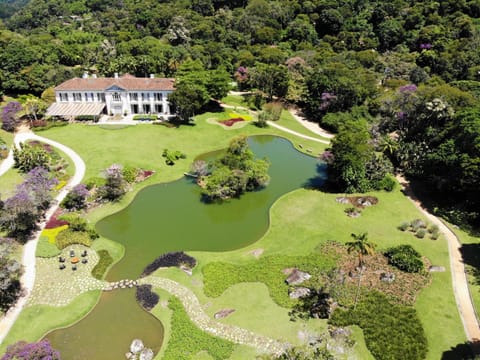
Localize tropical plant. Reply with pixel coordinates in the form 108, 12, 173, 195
346, 232, 376, 268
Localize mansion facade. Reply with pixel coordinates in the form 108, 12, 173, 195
47, 73, 175, 119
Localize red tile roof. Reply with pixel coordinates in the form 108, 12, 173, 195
55, 76, 175, 91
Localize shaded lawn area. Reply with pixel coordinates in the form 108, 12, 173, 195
0, 291, 100, 354
177, 188, 466, 360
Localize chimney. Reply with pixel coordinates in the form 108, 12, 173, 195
82, 72, 88, 79
114, 72, 119, 79
149, 74, 155, 78
92, 74, 97, 78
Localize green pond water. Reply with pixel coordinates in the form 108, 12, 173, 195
46, 136, 326, 359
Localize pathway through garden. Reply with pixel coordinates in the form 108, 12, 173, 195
140, 276, 288, 355
396, 175, 480, 346
0, 127, 86, 344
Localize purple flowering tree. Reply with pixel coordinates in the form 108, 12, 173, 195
19, 166, 58, 210
1, 102, 22, 132
320, 150, 335, 164
61, 183, 89, 210
319, 92, 337, 111
98, 164, 127, 201
0, 189, 39, 241
1, 339, 60, 360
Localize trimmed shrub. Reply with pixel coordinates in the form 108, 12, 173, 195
398, 222, 409, 231
219, 117, 244, 127
135, 284, 159, 311
329, 291, 427, 360
133, 114, 157, 121
410, 219, 426, 231
122, 166, 139, 183
162, 149, 186, 166
141, 252, 196, 277
385, 245, 424, 273
55, 229, 92, 249
162, 297, 234, 360
415, 228, 426, 238
75, 115, 97, 122
428, 224, 439, 234
91, 249, 114, 280
377, 173, 397, 191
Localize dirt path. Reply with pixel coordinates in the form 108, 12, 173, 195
0, 129, 86, 344
287, 107, 335, 139
396, 175, 480, 343
267, 121, 330, 144
141, 276, 288, 355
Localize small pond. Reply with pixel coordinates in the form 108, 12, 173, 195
46, 135, 327, 359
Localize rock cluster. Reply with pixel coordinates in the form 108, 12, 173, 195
285, 269, 311, 285
125, 339, 154, 360
214, 308, 235, 319
289, 287, 311, 299
104, 279, 138, 291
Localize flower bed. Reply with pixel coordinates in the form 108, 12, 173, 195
219, 117, 244, 127
45, 211, 69, 229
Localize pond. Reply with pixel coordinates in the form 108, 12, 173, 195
46, 135, 327, 359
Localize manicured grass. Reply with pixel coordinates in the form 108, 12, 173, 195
91, 236, 125, 277
36, 235, 61, 258
162, 297, 235, 360
178, 187, 465, 359
221, 94, 250, 109
0, 128, 14, 148
0, 291, 100, 354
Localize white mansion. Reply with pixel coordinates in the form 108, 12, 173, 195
46, 73, 175, 119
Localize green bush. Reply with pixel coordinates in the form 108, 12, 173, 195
385, 245, 424, 273
55, 229, 92, 249
91, 250, 114, 280
415, 228, 426, 238
162, 296, 235, 360
377, 173, 397, 191
133, 114, 157, 121
428, 224, 439, 234
122, 166, 139, 183
75, 115, 98, 122
410, 219, 426, 231
162, 149, 186, 166
203, 254, 335, 307
329, 291, 427, 360
397, 222, 409, 231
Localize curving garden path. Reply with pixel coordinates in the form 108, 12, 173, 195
140, 276, 288, 355
396, 175, 480, 343
0, 128, 86, 344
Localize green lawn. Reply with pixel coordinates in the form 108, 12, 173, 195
274, 109, 330, 140
1, 115, 468, 359
0, 291, 100, 354
0, 128, 14, 148
151, 187, 465, 359
0, 168, 23, 198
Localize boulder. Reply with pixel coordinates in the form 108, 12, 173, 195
139, 348, 154, 360
214, 309, 235, 319
286, 269, 311, 285
289, 287, 311, 299
429, 265, 446, 272
380, 272, 395, 283
130, 339, 144, 354
180, 265, 192, 276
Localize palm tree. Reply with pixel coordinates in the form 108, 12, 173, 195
346, 232, 376, 268
346, 232, 376, 309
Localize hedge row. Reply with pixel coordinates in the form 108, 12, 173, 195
162, 297, 235, 360
202, 254, 336, 307
329, 291, 427, 360
91, 250, 114, 280
142, 252, 196, 277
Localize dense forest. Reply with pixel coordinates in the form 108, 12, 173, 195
0, 0, 479, 229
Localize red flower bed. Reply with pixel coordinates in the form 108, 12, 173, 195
219, 117, 244, 127
45, 210, 69, 229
